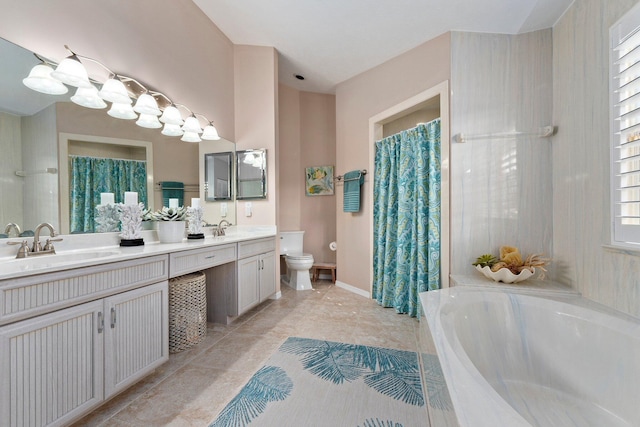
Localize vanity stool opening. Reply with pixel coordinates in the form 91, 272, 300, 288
168, 271, 207, 353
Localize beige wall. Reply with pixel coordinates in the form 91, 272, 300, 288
278, 87, 337, 263
335, 32, 451, 293
553, 0, 640, 317
233, 45, 278, 228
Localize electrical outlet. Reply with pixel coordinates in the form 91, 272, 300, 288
245, 202, 252, 217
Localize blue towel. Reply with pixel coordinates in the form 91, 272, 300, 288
343, 170, 364, 212
161, 181, 184, 207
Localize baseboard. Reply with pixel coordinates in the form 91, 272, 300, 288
270, 291, 282, 300
335, 280, 370, 298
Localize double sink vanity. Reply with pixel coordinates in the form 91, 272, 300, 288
0, 226, 277, 427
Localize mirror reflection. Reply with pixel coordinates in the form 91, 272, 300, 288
0, 36, 233, 236
204, 152, 233, 201
237, 149, 267, 199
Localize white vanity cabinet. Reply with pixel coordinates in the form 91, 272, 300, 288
235, 237, 276, 315
0, 256, 169, 427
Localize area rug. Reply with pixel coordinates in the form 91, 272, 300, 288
209, 337, 428, 426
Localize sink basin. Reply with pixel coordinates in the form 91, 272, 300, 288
0, 250, 121, 275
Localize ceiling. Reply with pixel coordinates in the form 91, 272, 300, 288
193, 0, 574, 94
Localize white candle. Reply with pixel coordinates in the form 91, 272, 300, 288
100, 192, 114, 205
169, 198, 179, 208
124, 191, 138, 205
191, 198, 200, 208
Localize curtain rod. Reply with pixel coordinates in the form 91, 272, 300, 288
453, 126, 556, 143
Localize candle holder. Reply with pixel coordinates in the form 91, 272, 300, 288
187, 206, 204, 239
117, 202, 144, 246
94, 204, 120, 233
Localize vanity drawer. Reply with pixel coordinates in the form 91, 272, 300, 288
169, 243, 237, 278
237, 237, 276, 259
0, 254, 169, 326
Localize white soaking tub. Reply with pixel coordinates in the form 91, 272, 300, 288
420, 287, 640, 427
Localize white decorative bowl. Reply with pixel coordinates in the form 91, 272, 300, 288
475, 265, 535, 284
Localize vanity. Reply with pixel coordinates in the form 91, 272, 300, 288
0, 228, 276, 427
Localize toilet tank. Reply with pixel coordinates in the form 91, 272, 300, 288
280, 231, 304, 254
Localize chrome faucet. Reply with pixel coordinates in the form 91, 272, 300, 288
4, 223, 21, 237
6, 222, 62, 258
214, 219, 231, 236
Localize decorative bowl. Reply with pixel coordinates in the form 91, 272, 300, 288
475, 265, 535, 284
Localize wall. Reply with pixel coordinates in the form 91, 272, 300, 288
335, 33, 451, 294
450, 30, 554, 275
0, 112, 23, 232
553, 0, 640, 317
278, 85, 337, 264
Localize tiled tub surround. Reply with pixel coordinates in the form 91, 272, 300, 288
421, 287, 640, 427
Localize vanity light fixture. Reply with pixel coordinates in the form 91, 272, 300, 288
70, 85, 107, 109
21, 45, 225, 144
22, 61, 69, 95
50, 50, 92, 88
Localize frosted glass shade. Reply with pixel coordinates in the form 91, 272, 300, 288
201, 124, 221, 140
133, 93, 161, 115
107, 102, 137, 119
182, 116, 202, 133
136, 113, 162, 129
159, 105, 184, 125
50, 55, 92, 88
23, 63, 69, 95
99, 77, 131, 104
161, 123, 184, 137
181, 131, 201, 143
71, 85, 107, 109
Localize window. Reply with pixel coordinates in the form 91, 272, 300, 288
611, 3, 640, 247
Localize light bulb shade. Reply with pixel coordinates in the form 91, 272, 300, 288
182, 116, 202, 133
99, 77, 131, 104
107, 102, 137, 120
161, 123, 184, 137
136, 113, 162, 129
23, 63, 69, 95
50, 55, 92, 88
243, 152, 256, 164
181, 131, 201, 143
159, 105, 184, 125
133, 93, 161, 115
71, 85, 107, 109
201, 124, 221, 140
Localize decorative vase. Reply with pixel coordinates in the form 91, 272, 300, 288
157, 221, 186, 243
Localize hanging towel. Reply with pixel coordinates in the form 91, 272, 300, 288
161, 181, 184, 207
343, 170, 364, 212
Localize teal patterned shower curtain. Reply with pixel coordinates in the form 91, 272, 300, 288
70, 156, 147, 233
373, 119, 441, 317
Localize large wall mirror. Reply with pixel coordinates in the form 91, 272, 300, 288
237, 149, 267, 199
0, 36, 235, 237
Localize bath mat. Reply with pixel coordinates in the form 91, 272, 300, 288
209, 337, 428, 427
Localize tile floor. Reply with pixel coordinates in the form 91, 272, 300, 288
72, 280, 421, 426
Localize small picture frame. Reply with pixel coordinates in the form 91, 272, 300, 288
305, 166, 334, 196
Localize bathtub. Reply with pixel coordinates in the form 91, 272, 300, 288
420, 287, 640, 427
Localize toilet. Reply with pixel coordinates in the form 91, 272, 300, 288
279, 231, 314, 290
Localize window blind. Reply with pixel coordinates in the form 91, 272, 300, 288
611, 4, 640, 246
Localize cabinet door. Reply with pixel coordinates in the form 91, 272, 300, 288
103, 282, 169, 398
0, 300, 104, 427
237, 255, 260, 314
259, 251, 276, 301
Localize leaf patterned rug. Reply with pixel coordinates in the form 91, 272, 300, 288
209, 337, 428, 427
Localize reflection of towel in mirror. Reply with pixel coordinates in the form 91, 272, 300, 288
161, 181, 184, 207
343, 171, 364, 212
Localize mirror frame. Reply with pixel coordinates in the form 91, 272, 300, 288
204, 151, 233, 201
236, 149, 267, 200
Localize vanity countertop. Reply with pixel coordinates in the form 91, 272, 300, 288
0, 226, 276, 281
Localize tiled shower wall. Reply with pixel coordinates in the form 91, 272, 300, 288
450, 30, 554, 276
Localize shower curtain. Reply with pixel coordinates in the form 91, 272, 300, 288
373, 119, 441, 317
70, 156, 147, 233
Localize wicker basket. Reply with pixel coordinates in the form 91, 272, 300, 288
168, 271, 207, 353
